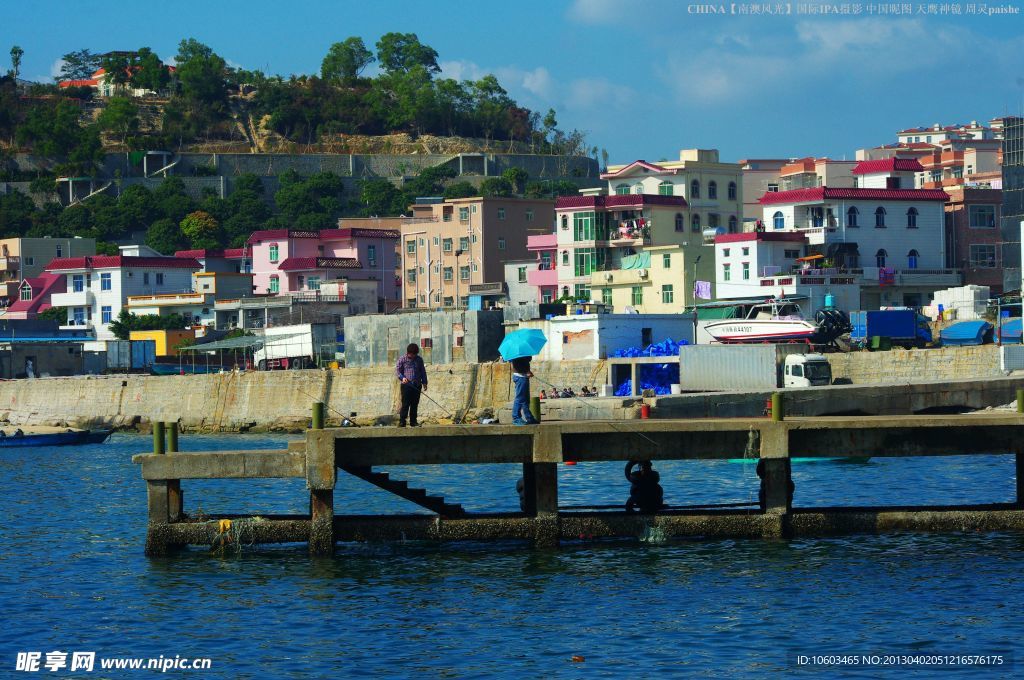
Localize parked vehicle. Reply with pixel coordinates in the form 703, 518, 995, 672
783, 353, 832, 387
678, 344, 832, 390
253, 323, 337, 370
849, 309, 932, 349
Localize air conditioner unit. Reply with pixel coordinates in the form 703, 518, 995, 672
638, 269, 648, 278
604, 272, 613, 282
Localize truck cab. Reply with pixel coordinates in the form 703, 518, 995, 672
784, 353, 832, 388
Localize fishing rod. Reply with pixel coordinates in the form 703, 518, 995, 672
296, 388, 358, 427
403, 380, 468, 425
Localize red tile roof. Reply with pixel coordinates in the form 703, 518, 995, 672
599, 160, 672, 179
759, 187, 949, 205
851, 158, 925, 174
45, 256, 202, 271
277, 257, 362, 272
223, 248, 246, 258
320, 228, 400, 240
4, 273, 65, 314
555, 194, 688, 210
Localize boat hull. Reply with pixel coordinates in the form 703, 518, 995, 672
704, 319, 818, 343
0, 429, 112, 447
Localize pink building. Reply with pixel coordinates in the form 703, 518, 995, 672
525, 233, 558, 303
247, 227, 400, 307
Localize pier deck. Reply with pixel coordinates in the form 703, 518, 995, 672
134, 411, 1024, 556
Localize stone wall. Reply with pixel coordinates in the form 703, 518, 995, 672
829, 345, 1001, 384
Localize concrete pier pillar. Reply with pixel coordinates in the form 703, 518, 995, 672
309, 490, 335, 556
306, 429, 336, 556
761, 459, 793, 514
165, 422, 182, 522
1017, 449, 1024, 507
529, 396, 541, 423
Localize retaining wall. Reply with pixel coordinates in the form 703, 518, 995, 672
829, 345, 1001, 384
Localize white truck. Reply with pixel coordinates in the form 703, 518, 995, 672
678, 344, 833, 390
254, 323, 337, 370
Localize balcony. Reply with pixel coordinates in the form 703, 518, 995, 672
527, 234, 557, 250
759, 274, 858, 287
0, 256, 20, 271
857, 267, 962, 287
527, 267, 558, 287
50, 290, 92, 307
127, 292, 206, 308
590, 268, 652, 287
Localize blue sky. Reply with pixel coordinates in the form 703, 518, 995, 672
5, 1, 1024, 163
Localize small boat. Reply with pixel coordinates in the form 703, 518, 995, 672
703, 298, 850, 344
0, 428, 113, 447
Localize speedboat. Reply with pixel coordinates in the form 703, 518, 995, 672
704, 298, 818, 343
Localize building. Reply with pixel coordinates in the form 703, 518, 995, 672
589, 245, 688, 313
248, 225, 400, 308
213, 279, 377, 330
128, 329, 196, 356
916, 142, 1002, 189
778, 157, 856, 191
57, 63, 176, 98
757, 159, 958, 308
518, 313, 695, 361
126, 271, 255, 327
1001, 116, 1024, 292
502, 258, 540, 308
0, 237, 96, 307
739, 159, 789, 224
944, 187, 1003, 291
2, 272, 65, 320
47, 246, 201, 339
897, 121, 995, 145
525, 233, 558, 303
401, 196, 553, 309
344, 310, 504, 366
173, 248, 249, 273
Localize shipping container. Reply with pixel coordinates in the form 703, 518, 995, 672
850, 310, 932, 348
678, 344, 810, 390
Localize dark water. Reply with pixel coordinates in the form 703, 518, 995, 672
1, 434, 1022, 677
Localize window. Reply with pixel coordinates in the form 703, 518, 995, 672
526, 210, 534, 222
773, 211, 784, 230
728, 216, 738, 233
708, 214, 720, 229
969, 205, 996, 228
443, 267, 453, 281
723, 263, 731, 281
472, 262, 478, 272
498, 208, 506, 220
691, 214, 701, 232
143, 272, 150, 285
72, 274, 84, 293
728, 182, 737, 200
19, 284, 31, 301
784, 249, 800, 259
498, 238, 506, 251
907, 249, 919, 269
307, 277, 321, 290
723, 248, 730, 257
601, 288, 612, 306
406, 268, 416, 283
708, 181, 718, 199
407, 298, 416, 308
459, 237, 469, 251
661, 284, 674, 304
269, 244, 279, 262
574, 284, 590, 301
460, 266, 470, 280
25, 256, 34, 266
101, 305, 112, 324
298, 275, 305, 289
886, 176, 901, 189
811, 207, 824, 228
875, 249, 887, 268
433, 236, 439, 246
443, 238, 453, 252
432, 263, 439, 273
742, 262, 750, 280
690, 179, 700, 198
663, 253, 671, 269
540, 252, 552, 269
631, 286, 643, 305
574, 248, 595, 277
561, 215, 569, 230
847, 206, 859, 227
561, 251, 569, 266
633, 183, 643, 195
443, 296, 454, 307
659, 181, 674, 196
767, 183, 779, 193
406, 240, 416, 254
906, 207, 918, 228
269, 275, 279, 293
156, 273, 164, 286
615, 184, 630, 195
98, 272, 111, 291
367, 245, 377, 267
518, 267, 527, 283
969, 244, 996, 268
573, 211, 595, 241
459, 207, 469, 221
443, 211, 452, 223
73, 307, 85, 325
874, 207, 886, 228
542, 290, 553, 303
674, 213, 684, 232
741, 247, 749, 256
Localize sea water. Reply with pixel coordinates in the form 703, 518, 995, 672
1, 434, 1021, 677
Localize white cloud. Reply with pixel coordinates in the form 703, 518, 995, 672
439, 60, 555, 100
567, 0, 620, 24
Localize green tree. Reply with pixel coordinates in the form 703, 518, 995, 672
502, 167, 528, 194
525, 179, 580, 199
145, 217, 185, 254
97, 97, 139, 144
58, 49, 101, 81
358, 178, 404, 216
174, 38, 227, 105
9, 45, 23, 79
375, 32, 439, 75
130, 47, 169, 92
443, 181, 477, 200
321, 37, 375, 82
100, 53, 132, 89
118, 184, 157, 232
180, 210, 220, 249
479, 176, 513, 197
37, 306, 67, 324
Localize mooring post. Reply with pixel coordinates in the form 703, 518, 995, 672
530, 426, 561, 547
530, 396, 541, 423
312, 401, 325, 430
152, 421, 165, 455
1017, 389, 1024, 414
165, 422, 182, 522
305, 428, 336, 556
758, 421, 792, 538
771, 393, 785, 422
1017, 448, 1024, 508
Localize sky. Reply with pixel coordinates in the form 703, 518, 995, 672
4, 0, 1024, 163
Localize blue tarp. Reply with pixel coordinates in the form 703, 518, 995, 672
613, 338, 687, 396
997, 318, 1022, 341
940, 320, 993, 346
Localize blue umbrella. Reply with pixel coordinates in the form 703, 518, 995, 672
499, 329, 548, 361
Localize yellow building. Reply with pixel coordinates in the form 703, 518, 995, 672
589, 246, 691, 313
129, 329, 196, 356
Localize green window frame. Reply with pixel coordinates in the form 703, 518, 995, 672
601, 288, 612, 306
661, 285, 674, 304
442, 238, 453, 252
574, 248, 595, 277
631, 286, 643, 305
573, 211, 595, 241
574, 284, 590, 301
658, 182, 674, 196
269, 244, 279, 262
662, 253, 671, 269
269, 276, 279, 293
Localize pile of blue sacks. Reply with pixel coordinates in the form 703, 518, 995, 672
612, 338, 687, 396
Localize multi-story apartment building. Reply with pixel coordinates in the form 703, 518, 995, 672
778, 157, 856, 191
739, 159, 789, 224
1001, 116, 1024, 292
525, 233, 558, 303
47, 246, 201, 339
589, 245, 690, 313
401, 196, 553, 309
944, 187, 1003, 291
897, 121, 995, 145
0, 236, 96, 307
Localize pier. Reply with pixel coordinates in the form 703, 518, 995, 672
133, 396, 1024, 556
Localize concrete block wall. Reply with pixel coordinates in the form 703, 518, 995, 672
829, 345, 1001, 384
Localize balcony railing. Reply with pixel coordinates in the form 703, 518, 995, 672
0, 256, 21, 271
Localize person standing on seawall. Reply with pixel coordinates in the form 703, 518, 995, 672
396, 343, 428, 427
510, 355, 539, 425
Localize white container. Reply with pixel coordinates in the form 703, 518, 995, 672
670, 384, 682, 395
599, 384, 615, 397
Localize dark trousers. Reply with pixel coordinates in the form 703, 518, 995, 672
400, 383, 422, 425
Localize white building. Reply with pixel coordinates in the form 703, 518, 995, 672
48, 246, 200, 339
519, 313, 695, 361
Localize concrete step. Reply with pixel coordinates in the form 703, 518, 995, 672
340, 464, 466, 518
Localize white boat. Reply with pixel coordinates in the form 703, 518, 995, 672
703, 299, 819, 343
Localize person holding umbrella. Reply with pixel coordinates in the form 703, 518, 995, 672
395, 343, 428, 427
498, 329, 547, 426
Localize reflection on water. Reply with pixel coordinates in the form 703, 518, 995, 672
0, 433, 1020, 677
